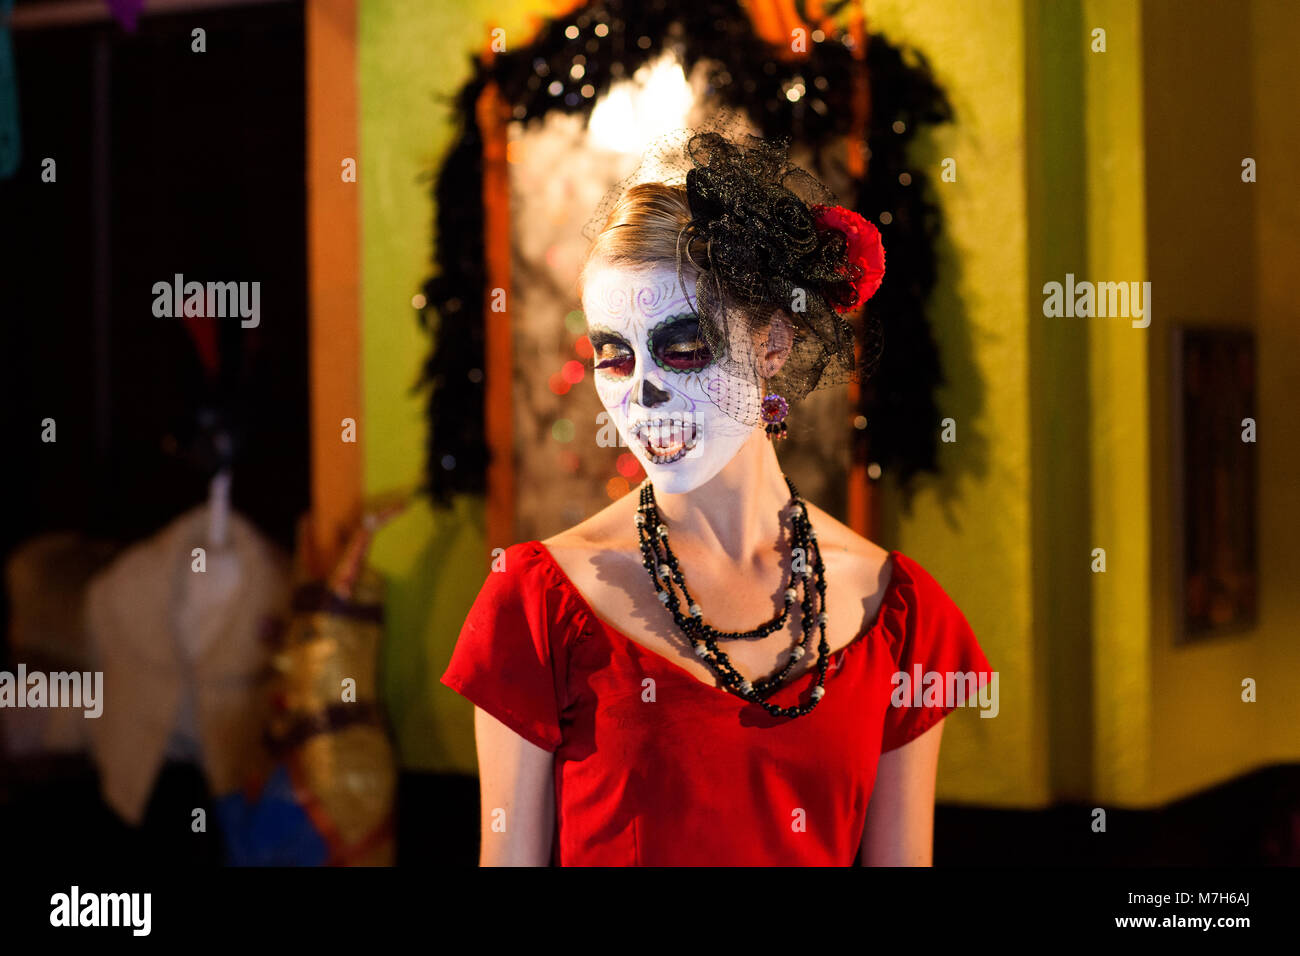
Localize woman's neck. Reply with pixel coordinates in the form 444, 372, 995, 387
648, 428, 792, 561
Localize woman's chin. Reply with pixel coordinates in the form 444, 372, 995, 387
621, 424, 755, 495
635, 449, 722, 494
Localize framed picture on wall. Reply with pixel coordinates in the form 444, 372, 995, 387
1172, 326, 1258, 643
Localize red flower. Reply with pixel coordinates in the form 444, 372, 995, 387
812, 204, 886, 312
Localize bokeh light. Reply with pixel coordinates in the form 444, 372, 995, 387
616, 452, 642, 479
564, 310, 586, 335
562, 360, 585, 384
552, 419, 575, 442
605, 476, 630, 499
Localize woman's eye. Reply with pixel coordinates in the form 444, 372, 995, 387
594, 343, 634, 377
658, 337, 712, 371
650, 316, 713, 373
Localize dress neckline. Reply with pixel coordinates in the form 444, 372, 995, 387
530, 540, 901, 702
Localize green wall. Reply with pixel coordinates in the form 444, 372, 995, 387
359, 0, 539, 771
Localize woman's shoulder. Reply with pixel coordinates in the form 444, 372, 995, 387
798, 501, 975, 637
880, 550, 964, 608
464, 542, 553, 607
540, 490, 640, 565
876, 551, 977, 651
801, 499, 892, 579
462, 539, 586, 635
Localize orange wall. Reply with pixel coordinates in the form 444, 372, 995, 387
307, 0, 363, 572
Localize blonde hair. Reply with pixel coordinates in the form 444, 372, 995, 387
578, 183, 695, 300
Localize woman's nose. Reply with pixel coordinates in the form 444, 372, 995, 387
639, 378, 671, 407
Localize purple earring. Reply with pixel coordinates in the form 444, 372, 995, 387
761, 393, 789, 440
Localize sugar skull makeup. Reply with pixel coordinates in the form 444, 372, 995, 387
582, 263, 759, 494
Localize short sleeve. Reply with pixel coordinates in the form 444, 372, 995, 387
880, 556, 994, 753
440, 545, 566, 753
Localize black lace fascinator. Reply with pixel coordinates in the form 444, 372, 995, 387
585, 114, 886, 428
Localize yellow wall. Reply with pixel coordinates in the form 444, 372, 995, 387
875, 0, 1300, 807
1025, 0, 1094, 803
1250, 0, 1300, 769
1083, 0, 1153, 806
867, 0, 1041, 806
1143, 0, 1300, 803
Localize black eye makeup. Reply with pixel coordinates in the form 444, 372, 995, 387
588, 327, 635, 378
650, 314, 713, 373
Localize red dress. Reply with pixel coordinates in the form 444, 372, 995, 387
441, 541, 993, 866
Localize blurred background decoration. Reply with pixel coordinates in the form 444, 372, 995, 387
1, 0, 1298, 866
416, 0, 955, 548
217, 504, 404, 866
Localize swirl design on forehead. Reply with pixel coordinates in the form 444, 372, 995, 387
633, 278, 680, 319
592, 274, 684, 323
595, 283, 631, 318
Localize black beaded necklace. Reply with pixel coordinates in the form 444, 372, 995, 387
635, 474, 831, 719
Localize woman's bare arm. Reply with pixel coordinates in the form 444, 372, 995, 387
859, 718, 945, 866
474, 706, 556, 866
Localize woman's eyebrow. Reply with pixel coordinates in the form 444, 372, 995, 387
647, 312, 700, 334
587, 324, 629, 344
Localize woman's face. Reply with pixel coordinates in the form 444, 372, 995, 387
581, 263, 759, 494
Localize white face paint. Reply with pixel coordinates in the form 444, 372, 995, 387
582, 263, 759, 494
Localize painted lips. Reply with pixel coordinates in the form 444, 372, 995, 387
631, 417, 700, 464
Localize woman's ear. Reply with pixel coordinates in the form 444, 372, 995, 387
758, 310, 794, 378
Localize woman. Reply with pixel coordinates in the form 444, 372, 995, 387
441, 129, 992, 866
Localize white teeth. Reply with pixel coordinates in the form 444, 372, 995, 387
632, 417, 699, 464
